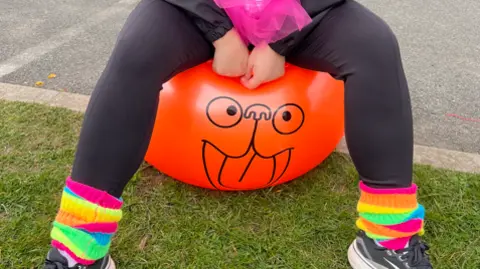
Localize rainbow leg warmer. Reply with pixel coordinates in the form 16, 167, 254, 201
356, 182, 425, 250
50, 177, 123, 265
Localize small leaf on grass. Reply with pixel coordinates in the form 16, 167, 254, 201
35, 81, 44, 87
139, 235, 149, 250
47, 73, 57, 79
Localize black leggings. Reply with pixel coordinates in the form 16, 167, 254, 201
71, 0, 413, 198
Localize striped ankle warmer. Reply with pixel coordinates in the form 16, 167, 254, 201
356, 182, 425, 250
50, 177, 123, 265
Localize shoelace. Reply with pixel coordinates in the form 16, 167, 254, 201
400, 241, 431, 267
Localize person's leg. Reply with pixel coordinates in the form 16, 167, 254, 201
286, 1, 430, 268
288, 2, 413, 189
71, 0, 213, 198
45, 0, 213, 267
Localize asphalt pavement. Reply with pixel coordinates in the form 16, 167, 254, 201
0, 0, 478, 154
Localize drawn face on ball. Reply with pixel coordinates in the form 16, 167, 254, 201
144, 61, 345, 191
201, 96, 305, 190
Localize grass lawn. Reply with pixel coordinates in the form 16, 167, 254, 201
0, 100, 479, 269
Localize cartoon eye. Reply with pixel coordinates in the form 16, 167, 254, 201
272, 103, 305, 135
206, 96, 243, 128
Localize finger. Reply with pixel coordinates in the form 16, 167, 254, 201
240, 76, 249, 86
217, 70, 240, 77
212, 62, 220, 75
242, 68, 252, 80
213, 61, 243, 77
242, 60, 254, 81
241, 74, 263, 90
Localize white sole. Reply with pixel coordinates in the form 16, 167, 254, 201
347, 242, 376, 269
105, 256, 116, 269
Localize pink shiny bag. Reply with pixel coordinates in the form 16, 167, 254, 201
214, 0, 312, 46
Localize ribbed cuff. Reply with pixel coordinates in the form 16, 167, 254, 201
51, 178, 124, 264
358, 182, 418, 210
356, 182, 425, 248
51, 222, 112, 262
66, 177, 123, 209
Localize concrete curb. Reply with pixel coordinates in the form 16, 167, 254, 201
1, 82, 479, 174
0, 82, 90, 112
336, 138, 480, 174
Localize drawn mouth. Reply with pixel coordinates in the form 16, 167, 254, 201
201, 140, 292, 190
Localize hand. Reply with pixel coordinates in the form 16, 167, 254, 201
212, 29, 249, 77
241, 44, 285, 90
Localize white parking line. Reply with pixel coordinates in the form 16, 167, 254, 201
0, 0, 139, 78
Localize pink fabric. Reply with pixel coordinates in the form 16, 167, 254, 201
52, 240, 95, 265
214, 0, 312, 46
359, 181, 417, 195
74, 222, 119, 234
378, 237, 411, 250
385, 219, 423, 233
66, 177, 123, 209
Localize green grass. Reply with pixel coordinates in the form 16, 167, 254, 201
0, 100, 479, 269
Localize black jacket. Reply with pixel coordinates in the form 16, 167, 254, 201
165, 0, 346, 55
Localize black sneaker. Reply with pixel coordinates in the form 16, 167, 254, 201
44, 248, 115, 269
348, 231, 432, 269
